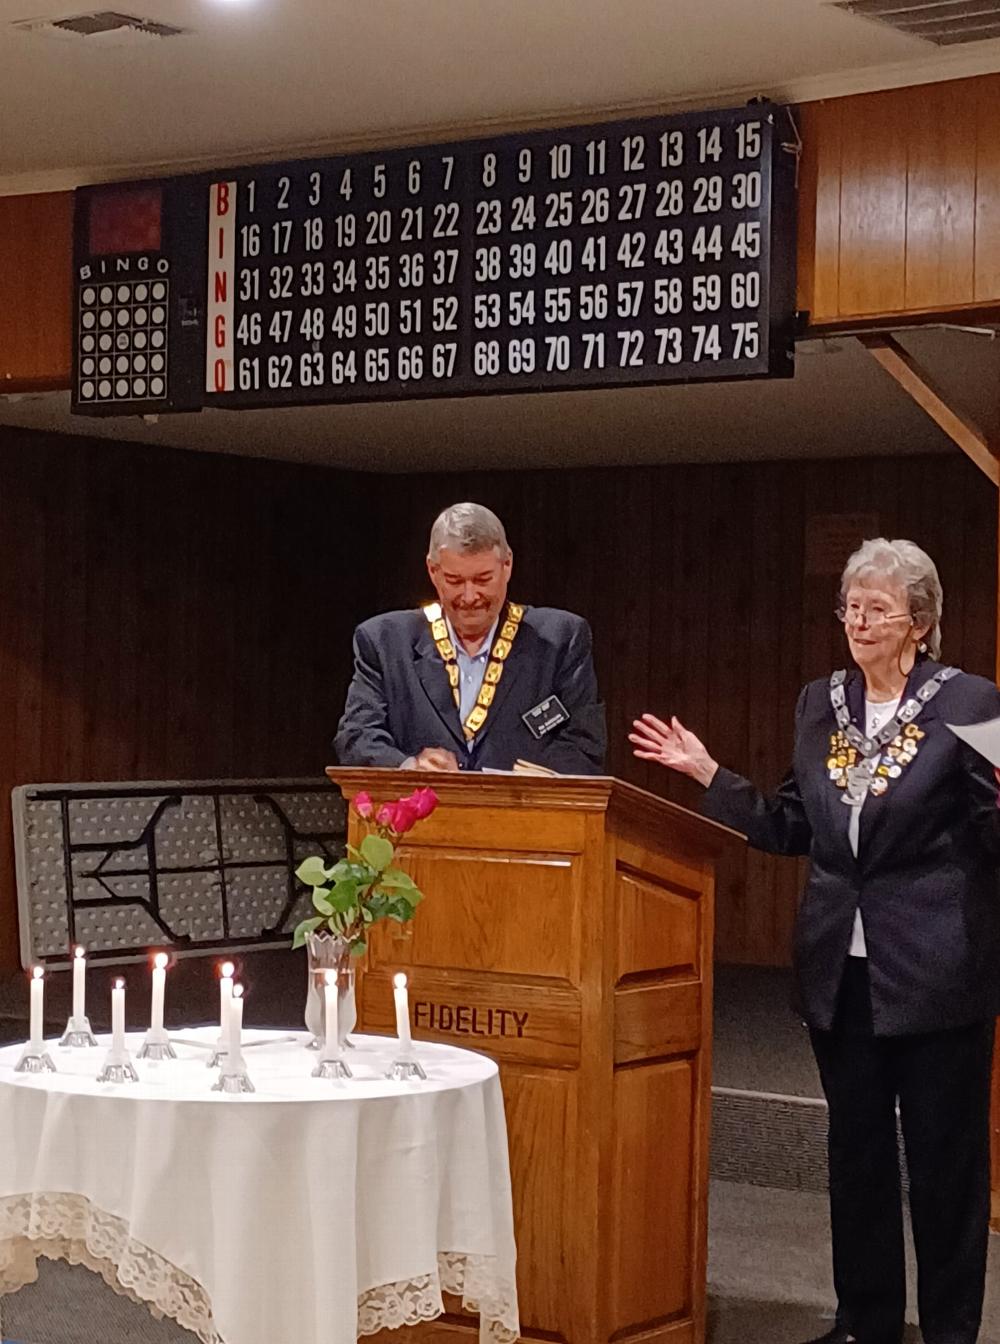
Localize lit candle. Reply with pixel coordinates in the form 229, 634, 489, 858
72, 946, 86, 1021
111, 978, 125, 1053
218, 961, 234, 1035
393, 972, 412, 1054
150, 952, 168, 1033
324, 969, 340, 1058
228, 984, 244, 1070
29, 966, 44, 1051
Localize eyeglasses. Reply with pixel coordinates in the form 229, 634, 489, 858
835, 605, 913, 630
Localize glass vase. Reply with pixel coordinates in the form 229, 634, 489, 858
304, 931, 357, 1047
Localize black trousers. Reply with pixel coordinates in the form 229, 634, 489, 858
809, 959, 995, 1344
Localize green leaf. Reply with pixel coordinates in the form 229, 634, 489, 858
378, 868, 417, 890
328, 877, 362, 913
387, 896, 416, 922
360, 833, 394, 872
292, 916, 324, 949
296, 855, 331, 887
346, 844, 364, 864
311, 888, 334, 917
330, 910, 356, 938
337, 860, 374, 886
350, 939, 367, 958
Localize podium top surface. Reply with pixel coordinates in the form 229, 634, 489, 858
325, 766, 741, 851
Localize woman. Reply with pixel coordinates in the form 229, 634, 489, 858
631, 538, 1000, 1344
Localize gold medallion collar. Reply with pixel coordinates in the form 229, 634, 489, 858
422, 601, 525, 740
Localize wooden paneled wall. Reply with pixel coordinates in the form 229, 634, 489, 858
0, 425, 370, 972
0, 430, 994, 970
0, 193, 72, 389
367, 451, 997, 965
799, 75, 1000, 324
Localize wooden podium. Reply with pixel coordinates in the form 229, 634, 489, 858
327, 768, 736, 1344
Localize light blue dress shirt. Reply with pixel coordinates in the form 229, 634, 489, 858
448, 616, 499, 747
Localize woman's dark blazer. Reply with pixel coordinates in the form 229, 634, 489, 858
701, 658, 1000, 1036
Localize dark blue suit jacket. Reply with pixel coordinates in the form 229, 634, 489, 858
700, 659, 1000, 1035
334, 606, 607, 774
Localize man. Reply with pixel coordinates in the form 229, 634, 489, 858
335, 502, 606, 774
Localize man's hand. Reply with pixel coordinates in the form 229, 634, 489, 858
414, 747, 460, 772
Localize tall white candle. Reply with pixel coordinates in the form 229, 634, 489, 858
324, 969, 339, 1058
393, 972, 413, 1053
229, 984, 244, 1069
111, 978, 125, 1053
72, 946, 86, 1021
29, 966, 44, 1050
219, 961, 234, 1035
150, 952, 168, 1033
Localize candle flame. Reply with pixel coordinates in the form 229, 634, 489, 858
31, 965, 43, 981
232, 984, 244, 1000
393, 972, 408, 990
220, 961, 235, 979
153, 952, 168, 970
74, 945, 85, 960
324, 969, 336, 987
114, 978, 124, 990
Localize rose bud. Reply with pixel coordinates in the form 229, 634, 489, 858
388, 797, 421, 834
407, 787, 438, 820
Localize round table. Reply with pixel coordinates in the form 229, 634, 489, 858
0, 1028, 519, 1344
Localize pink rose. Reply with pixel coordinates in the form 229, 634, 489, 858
406, 787, 438, 820
375, 803, 397, 828
353, 791, 374, 819
388, 798, 422, 834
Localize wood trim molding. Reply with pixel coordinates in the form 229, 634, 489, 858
859, 333, 1000, 488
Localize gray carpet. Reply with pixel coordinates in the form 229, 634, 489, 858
709, 1181, 1000, 1344
707, 1297, 923, 1344
712, 1088, 831, 1192
1, 1257, 198, 1342
713, 964, 820, 1097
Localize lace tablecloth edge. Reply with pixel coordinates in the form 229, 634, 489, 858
0, 1192, 520, 1343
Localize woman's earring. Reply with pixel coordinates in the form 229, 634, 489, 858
918, 640, 928, 654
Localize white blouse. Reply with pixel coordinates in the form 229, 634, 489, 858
847, 696, 901, 958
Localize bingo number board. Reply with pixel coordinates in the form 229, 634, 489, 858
71, 101, 796, 418
73, 181, 206, 414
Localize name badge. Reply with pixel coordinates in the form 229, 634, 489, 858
522, 696, 569, 740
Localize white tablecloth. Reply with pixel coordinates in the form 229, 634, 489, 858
0, 1028, 518, 1344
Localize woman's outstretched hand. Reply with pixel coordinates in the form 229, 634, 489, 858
629, 713, 719, 789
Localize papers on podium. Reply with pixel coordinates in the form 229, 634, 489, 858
947, 717, 1000, 767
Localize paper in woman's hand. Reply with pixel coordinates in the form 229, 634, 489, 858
947, 717, 1000, 767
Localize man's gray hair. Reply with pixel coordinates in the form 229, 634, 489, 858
840, 537, 943, 659
428, 503, 511, 562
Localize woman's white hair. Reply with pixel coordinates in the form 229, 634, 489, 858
428, 503, 510, 562
840, 537, 943, 659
